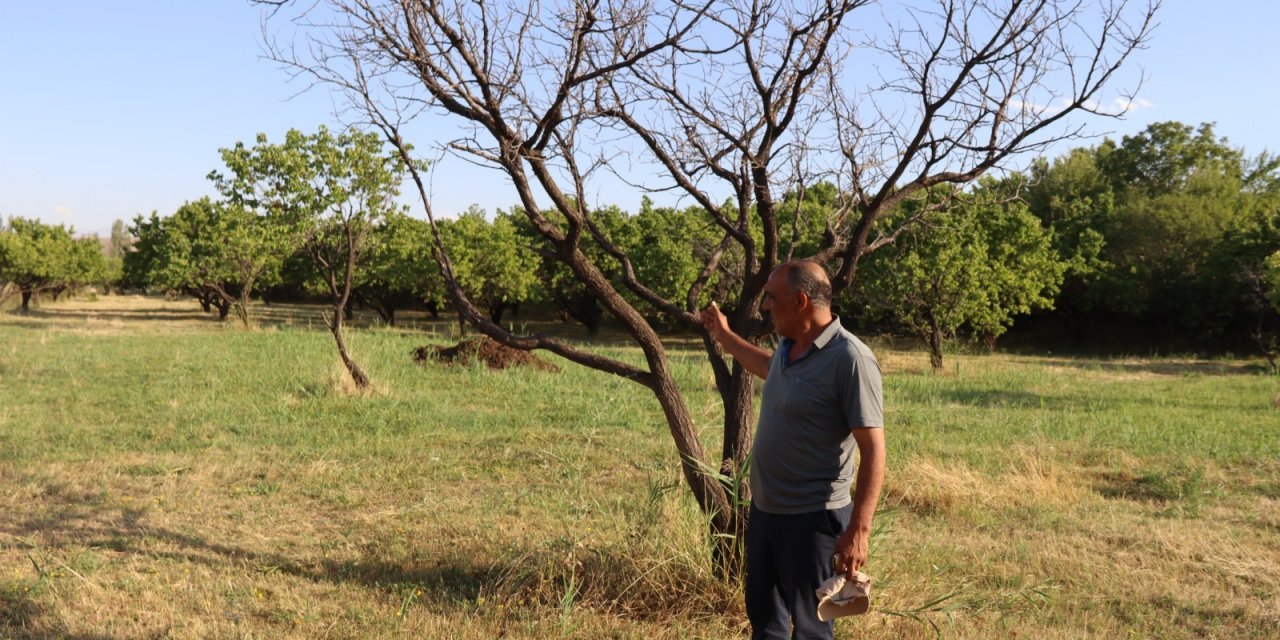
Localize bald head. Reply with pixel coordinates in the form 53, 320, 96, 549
777, 260, 832, 309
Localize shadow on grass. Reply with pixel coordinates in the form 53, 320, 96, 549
1036, 356, 1265, 377
15, 307, 219, 324
0, 587, 42, 632
937, 385, 1263, 414
4, 296, 656, 344
1091, 467, 1207, 520
1106, 593, 1261, 639
2, 574, 126, 639
939, 388, 1072, 409
7, 521, 489, 601
0, 479, 736, 632
0, 482, 501, 631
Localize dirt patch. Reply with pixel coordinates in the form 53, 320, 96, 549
413, 337, 559, 372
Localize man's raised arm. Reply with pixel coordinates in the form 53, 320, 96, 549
701, 302, 772, 379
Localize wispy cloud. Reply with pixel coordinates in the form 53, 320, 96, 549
1012, 96, 1154, 117
1010, 98, 1053, 115
1115, 97, 1154, 113
50, 205, 75, 221
1081, 96, 1153, 114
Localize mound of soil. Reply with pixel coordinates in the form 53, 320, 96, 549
413, 337, 559, 372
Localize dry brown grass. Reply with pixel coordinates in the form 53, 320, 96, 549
0, 295, 229, 335
871, 454, 1280, 639
4, 452, 731, 639
3, 295, 1277, 639
885, 448, 1093, 516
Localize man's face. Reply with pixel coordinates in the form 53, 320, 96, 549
761, 268, 801, 339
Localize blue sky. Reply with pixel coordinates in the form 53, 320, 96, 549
2, 2, 1278, 236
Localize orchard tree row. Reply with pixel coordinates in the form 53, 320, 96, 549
82, 121, 1273, 372
5, 121, 1279, 372
855, 122, 1280, 368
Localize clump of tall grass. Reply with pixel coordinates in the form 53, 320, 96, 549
484, 475, 742, 623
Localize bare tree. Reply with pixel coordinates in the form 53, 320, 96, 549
260, 0, 1158, 576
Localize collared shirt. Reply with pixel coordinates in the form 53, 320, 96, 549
750, 317, 883, 514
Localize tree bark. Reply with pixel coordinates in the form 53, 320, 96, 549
234, 301, 250, 328
927, 312, 945, 371
331, 310, 371, 389
233, 286, 253, 328
1250, 315, 1279, 373
647, 367, 734, 536
366, 297, 396, 326
712, 364, 757, 577
557, 292, 604, 335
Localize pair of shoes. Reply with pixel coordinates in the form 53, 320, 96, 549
815, 571, 871, 621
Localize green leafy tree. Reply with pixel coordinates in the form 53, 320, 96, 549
107, 219, 132, 261
1266, 251, 1280, 312
0, 231, 15, 306
1068, 123, 1278, 348
859, 183, 1064, 369
1257, 250, 1280, 371
211, 127, 408, 388
354, 211, 443, 326
0, 217, 108, 312
95, 218, 132, 292
1025, 122, 1280, 353
128, 204, 222, 314
1025, 149, 1117, 341
1232, 201, 1280, 366
626, 202, 728, 321
124, 199, 287, 324
219, 204, 290, 325
66, 236, 115, 296
512, 203, 629, 335
438, 208, 540, 326
0, 220, 44, 310
120, 212, 160, 294
1099, 121, 1246, 196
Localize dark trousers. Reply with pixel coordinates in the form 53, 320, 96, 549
745, 503, 852, 640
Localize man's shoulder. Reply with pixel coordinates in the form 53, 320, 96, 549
828, 326, 879, 365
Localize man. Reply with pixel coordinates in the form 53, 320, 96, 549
702, 260, 885, 640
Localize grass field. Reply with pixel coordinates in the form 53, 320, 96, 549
1, 295, 1277, 639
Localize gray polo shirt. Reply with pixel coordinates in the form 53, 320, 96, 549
750, 317, 883, 514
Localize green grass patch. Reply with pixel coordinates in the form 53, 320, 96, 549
1, 295, 1278, 639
